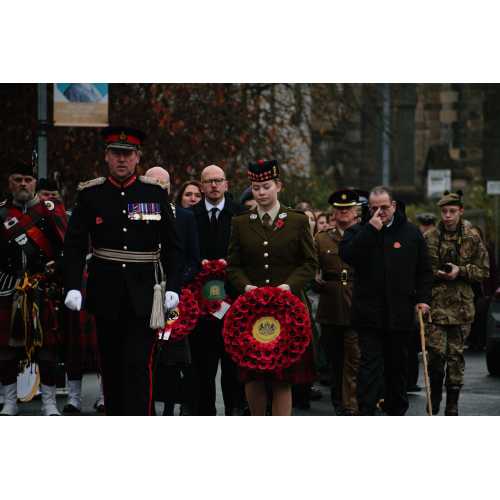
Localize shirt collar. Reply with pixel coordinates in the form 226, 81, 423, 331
385, 216, 395, 228
257, 202, 280, 223
205, 197, 225, 213
107, 175, 137, 189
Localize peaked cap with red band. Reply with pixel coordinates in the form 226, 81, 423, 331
247, 159, 280, 182
101, 126, 145, 151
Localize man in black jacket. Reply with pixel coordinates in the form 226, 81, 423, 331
191, 164, 244, 415
339, 186, 432, 415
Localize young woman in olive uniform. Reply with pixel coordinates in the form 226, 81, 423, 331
227, 160, 317, 416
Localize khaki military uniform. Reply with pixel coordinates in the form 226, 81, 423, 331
315, 228, 359, 414
425, 221, 489, 387
227, 206, 317, 300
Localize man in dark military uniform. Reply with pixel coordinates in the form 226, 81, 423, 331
424, 191, 489, 415
315, 189, 360, 415
63, 127, 182, 416
0, 162, 68, 416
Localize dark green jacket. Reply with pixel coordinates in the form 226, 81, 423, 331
227, 206, 317, 300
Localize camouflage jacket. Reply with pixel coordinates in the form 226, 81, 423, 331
424, 220, 490, 325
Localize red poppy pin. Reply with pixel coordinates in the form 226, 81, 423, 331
393, 241, 401, 249
96, 216, 103, 225
274, 219, 285, 230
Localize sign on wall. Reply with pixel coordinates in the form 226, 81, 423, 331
427, 169, 451, 198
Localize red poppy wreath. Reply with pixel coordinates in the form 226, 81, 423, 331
222, 286, 312, 371
186, 259, 231, 317
158, 288, 200, 342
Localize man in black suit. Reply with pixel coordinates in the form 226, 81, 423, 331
63, 128, 182, 416
191, 164, 244, 415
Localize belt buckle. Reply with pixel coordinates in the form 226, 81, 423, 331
341, 269, 348, 286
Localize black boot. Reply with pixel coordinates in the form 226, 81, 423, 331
429, 379, 443, 415
445, 385, 460, 416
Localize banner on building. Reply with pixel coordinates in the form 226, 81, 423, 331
54, 84, 108, 127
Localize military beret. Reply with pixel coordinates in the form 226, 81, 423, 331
101, 126, 145, 150
328, 189, 359, 207
416, 212, 437, 225
247, 159, 280, 182
8, 162, 36, 178
438, 190, 463, 207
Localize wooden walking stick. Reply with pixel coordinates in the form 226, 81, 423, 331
418, 309, 432, 416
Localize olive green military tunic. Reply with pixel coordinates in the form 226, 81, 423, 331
227, 205, 317, 300
314, 228, 354, 326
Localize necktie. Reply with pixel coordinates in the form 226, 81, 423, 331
262, 213, 271, 227
209, 207, 218, 226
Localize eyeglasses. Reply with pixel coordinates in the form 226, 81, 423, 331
202, 178, 226, 185
369, 205, 392, 212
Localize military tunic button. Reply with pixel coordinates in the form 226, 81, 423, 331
264, 253, 269, 258
264, 264, 269, 269
263, 241, 269, 246
123, 245, 128, 250
122, 210, 126, 214
123, 228, 127, 232
122, 264, 126, 268
265, 279, 270, 284
121, 192, 125, 196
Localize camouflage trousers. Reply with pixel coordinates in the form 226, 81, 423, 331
426, 323, 471, 387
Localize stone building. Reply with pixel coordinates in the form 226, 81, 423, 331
311, 83, 500, 204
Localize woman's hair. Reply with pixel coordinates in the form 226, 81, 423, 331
175, 180, 203, 206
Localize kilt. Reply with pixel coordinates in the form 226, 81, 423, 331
238, 343, 317, 385
0, 295, 12, 346
0, 293, 62, 350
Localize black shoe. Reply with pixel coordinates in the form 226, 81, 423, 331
309, 386, 323, 401
94, 401, 105, 413
407, 385, 422, 393
63, 403, 81, 415
163, 402, 175, 416
180, 404, 192, 416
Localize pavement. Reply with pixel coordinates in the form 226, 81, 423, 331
3, 350, 500, 416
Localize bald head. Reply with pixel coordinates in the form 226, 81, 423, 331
145, 166, 170, 192
200, 164, 227, 204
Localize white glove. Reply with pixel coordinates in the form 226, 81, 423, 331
64, 290, 82, 311
164, 291, 179, 310
277, 284, 291, 292
244, 285, 257, 292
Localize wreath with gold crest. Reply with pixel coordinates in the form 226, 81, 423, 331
222, 287, 312, 371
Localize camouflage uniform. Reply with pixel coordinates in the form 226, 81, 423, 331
424, 218, 489, 412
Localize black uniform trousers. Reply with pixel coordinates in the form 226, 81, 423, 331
94, 300, 156, 416
189, 318, 242, 415
356, 328, 410, 416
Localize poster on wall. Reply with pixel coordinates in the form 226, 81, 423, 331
53, 83, 108, 127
